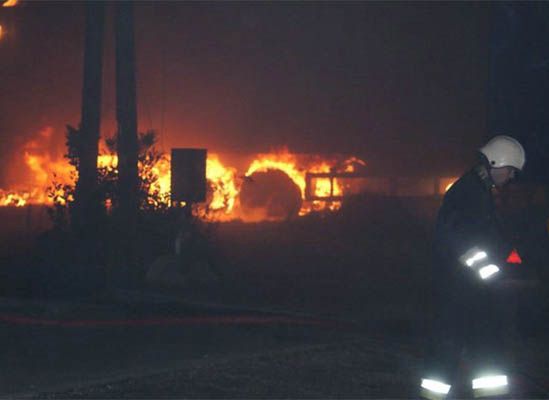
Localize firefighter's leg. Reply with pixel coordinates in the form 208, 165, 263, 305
469, 287, 510, 398
421, 288, 465, 399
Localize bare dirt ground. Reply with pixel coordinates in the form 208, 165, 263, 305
2, 195, 549, 398
35, 336, 422, 399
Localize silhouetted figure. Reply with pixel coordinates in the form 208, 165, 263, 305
421, 136, 526, 399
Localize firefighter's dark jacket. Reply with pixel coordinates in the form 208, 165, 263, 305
434, 165, 512, 272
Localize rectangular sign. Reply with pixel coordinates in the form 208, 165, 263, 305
170, 148, 207, 203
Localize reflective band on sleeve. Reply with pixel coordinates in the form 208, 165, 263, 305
466, 251, 487, 267
478, 264, 500, 280
459, 247, 487, 267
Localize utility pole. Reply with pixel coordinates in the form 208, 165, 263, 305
115, 1, 139, 269
74, 2, 105, 233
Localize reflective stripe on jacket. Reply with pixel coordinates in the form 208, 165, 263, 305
433, 165, 511, 271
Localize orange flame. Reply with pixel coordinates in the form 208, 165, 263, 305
342, 156, 366, 173
245, 150, 306, 196
0, 129, 366, 221
92, 152, 238, 213
307, 162, 342, 213
95, 152, 171, 208
440, 177, 458, 194
2, 0, 18, 7
244, 151, 351, 215
206, 154, 238, 214
0, 190, 29, 207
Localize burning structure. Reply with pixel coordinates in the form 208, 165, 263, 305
0, 128, 370, 221
0, 2, 462, 224
0, 127, 459, 223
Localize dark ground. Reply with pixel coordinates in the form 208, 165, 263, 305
1, 194, 548, 398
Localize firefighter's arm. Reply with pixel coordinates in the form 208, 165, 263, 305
446, 202, 510, 282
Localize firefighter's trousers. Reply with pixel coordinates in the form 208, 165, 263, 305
423, 263, 513, 385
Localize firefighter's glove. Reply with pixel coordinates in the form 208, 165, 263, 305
459, 246, 500, 281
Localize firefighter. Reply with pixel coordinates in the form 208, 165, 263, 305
420, 135, 526, 399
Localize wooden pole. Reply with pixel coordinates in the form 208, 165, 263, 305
74, 2, 105, 232
115, 1, 139, 272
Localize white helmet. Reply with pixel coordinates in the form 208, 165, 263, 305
479, 135, 526, 170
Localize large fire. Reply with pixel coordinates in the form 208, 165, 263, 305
242, 150, 345, 218
0, 129, 365, 221
206, 155, 238, 214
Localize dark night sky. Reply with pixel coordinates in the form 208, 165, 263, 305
0, 1, 492, 186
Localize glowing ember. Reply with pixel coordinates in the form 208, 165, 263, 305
0, 25, 3, 40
